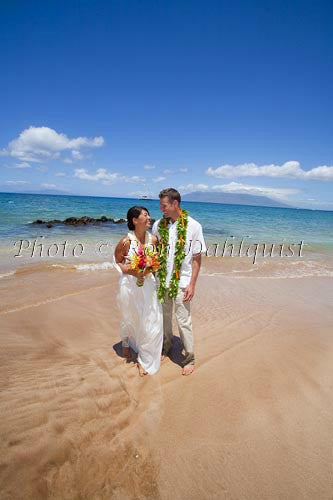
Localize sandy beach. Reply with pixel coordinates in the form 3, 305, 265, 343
0, 258, 332, 499
1, 0, 333, 496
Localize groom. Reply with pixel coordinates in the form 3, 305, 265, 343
152, 188, 206, 375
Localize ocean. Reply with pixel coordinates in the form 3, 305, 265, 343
0, 192, 332, 279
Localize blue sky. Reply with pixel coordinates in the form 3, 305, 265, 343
0, 0, 332, 210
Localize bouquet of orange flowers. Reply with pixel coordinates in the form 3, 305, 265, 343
128, 245, 160, 286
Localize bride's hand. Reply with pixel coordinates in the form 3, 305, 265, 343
132, 269, 150, 279
121, 266, 150, 278
130, 270, 146, 279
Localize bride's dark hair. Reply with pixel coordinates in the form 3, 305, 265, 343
127, 206, 149, 230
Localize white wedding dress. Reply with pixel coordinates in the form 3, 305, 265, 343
114, 231, 163, 375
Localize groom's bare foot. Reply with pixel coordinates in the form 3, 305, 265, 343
137, 363, 148, 377
182, 364, 195, 376
122, 346, 130, 359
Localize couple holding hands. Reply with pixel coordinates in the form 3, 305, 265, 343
114, 188, 206, 376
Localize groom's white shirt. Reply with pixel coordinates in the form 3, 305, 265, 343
152, 215, 206, 288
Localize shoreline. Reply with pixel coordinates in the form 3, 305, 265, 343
1, 250, 332, 287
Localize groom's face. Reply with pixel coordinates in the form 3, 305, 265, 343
160, 196, 177, 217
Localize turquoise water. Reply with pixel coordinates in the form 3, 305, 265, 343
0, 192, 332, 274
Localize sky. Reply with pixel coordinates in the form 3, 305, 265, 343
0, 0, 332, 210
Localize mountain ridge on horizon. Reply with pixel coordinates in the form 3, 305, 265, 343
181, 191, 294, 208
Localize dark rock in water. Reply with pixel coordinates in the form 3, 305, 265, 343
63, 217, 77, 225
31, 215, 129, 227
64, 217, 85, 225
64, 216, 100, 225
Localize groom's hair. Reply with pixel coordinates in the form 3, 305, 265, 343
127, 206, 149, 230
159, 188, 181, 204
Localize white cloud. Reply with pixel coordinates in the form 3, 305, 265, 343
178, 181, 299, 202
74, 168, 146, 185
305, 165, 333, 181
163, 168, 189, 175
71, 150, 84, 160
1, 162, 31, 169
55, 172, 66, 177
1, 126, 104, 163
41, 183, 57, 189
74, 168, 120, 182
211, 182, 299, 200
178, 183, 209, 192
206, 161, 333, 182
129, 175, 146, 183
152, 176, 166, 183
5, 180, 31, 185
14, 162, 31, 169
63, 158, 73, 164
144, 164, 156, 170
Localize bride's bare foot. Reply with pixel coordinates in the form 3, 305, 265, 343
122, 346, 130, 359
182, 364, 195, 376
161, 348, 170, 362
137, 363, 148, 377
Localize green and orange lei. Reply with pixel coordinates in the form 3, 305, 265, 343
157, 209, 189, 303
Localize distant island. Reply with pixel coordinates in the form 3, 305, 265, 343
182, 191, 293, 208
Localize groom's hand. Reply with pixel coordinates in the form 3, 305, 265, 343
183, 283, 195, 302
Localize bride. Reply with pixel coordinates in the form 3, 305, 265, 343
113, 206, 163, 376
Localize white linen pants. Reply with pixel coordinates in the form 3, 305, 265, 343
162, 287, 195, 365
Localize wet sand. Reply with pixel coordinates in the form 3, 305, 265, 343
0, 260, 332, 499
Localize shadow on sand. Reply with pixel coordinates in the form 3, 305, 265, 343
113, 336, 188, 367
